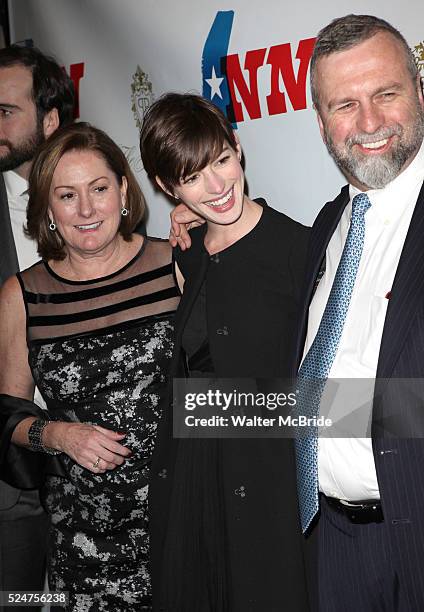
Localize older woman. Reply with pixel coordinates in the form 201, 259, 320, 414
0, 123, 180, 610
140, 94, 310, 611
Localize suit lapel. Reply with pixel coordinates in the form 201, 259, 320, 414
0, 174, 19, 285
294, 186, 350, 370
376, 180, 424, 379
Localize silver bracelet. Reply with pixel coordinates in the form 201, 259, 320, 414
27, 418, 61, 455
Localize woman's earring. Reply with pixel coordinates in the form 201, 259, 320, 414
49, 219, 56, 231
121, 195, 129, 216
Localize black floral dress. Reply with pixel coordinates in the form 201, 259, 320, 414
18, 238, 180, 611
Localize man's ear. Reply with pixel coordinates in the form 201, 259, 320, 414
43, 108, 60, 138
316, 111, 326, 143
416, 74, 424, 109
155, 176, 175, 198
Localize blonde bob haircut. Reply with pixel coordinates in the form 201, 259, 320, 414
27, 121, 146, 261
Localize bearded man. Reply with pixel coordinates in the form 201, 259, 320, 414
294, 14, 424, 612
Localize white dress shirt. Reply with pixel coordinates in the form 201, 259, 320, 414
302, 140, 424, 501
4, 170, 39, 271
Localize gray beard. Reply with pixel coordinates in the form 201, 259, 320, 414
325, 110, 424, 189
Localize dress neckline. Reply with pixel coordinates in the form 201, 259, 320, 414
43, 236, 146, 286
203, 198, 267, 257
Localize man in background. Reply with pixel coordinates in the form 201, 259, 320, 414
0, 45, 74, 609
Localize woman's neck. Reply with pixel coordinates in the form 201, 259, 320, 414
49, 234, 143, 281
204, 197, 262, 255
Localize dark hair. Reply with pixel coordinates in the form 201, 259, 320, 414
140, 92, 237, 193
0, 45, 75, 127
310, 14, 419, 109
27, 122, 146, 260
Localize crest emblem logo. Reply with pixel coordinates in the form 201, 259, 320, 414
413, 41, 424, 74
131, 66, 154, 130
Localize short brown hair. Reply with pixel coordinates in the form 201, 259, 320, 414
140, 92, 237, 193
311, 14, 419, 110
27, 122, 146, 260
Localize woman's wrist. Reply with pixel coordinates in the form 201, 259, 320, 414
28, 419, 63, 455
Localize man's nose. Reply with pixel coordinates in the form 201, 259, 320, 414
0, 118, 8, 141
356, 102, 385, 135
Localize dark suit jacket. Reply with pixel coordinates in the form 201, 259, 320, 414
0, 175, 19, 285
0, 174, 42, 517
294, 181, 424, 594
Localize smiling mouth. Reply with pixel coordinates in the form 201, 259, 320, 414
360, 138, 390, 150
205, 187, 234, 208
75, 221, 102, 230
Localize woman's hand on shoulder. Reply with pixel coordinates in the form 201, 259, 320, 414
43, 421, 132, 474
169, 203, 205, 250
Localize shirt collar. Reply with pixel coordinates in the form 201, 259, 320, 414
3, 170, 28, 199
349, 138, 424, 222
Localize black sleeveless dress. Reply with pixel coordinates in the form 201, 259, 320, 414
17, 238, 180, 611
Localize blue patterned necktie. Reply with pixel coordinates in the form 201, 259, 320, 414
295, 193, 371, 533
